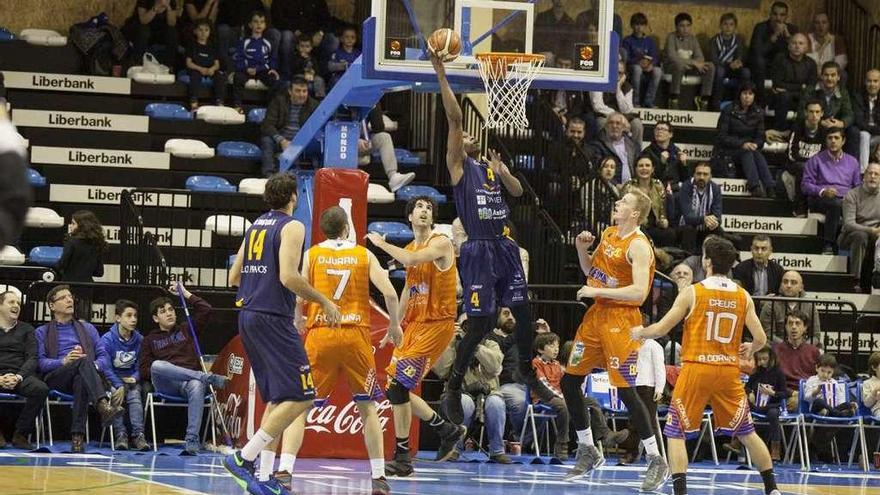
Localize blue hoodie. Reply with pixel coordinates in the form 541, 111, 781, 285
98, 323, 143, 388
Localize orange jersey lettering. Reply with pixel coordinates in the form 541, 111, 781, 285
305, 240, 371, 329
404, 235, 458, 322
587, 226, 655, 306
681, 276, 749, 366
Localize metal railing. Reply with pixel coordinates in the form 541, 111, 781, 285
120, 190, 169, 287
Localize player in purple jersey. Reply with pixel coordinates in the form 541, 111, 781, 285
224, 172, 341, 495
430, 51, 551, 425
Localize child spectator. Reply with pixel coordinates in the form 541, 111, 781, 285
290, 35, 326, 98
664, 12, 714, 110
57, 210, 106, 283
184, 18, 226, 111
745, 346, 789, 460
232, 10, 280, 112
531, 332, 569, 459
862, 351, 880, 417
98, 300, 148, 451
617, 338, 665, 463
804, 353, 856, 417
709, 13, 750, 110
621, 13, 662, 108
327, 25, 361, 87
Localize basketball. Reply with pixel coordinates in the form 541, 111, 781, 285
428, 28, 461, 62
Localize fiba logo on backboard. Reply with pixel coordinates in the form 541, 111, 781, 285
574, 43, 599, 71
386, 38, 404, 60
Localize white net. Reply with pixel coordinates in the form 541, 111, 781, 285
475, 53, 545, 129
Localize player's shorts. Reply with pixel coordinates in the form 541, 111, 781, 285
664, 363, 755, 440
566, 303, 642, 388
305, 325, 383, 406
460, 237, 527, 316
386, 319, 455, 390
238, 310, 315, 403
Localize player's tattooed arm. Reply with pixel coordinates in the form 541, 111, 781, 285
365, 233, 453, 267
632, 285, 695, 340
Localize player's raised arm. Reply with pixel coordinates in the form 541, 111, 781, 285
279, 221, 341, 324
741, 293, 767, 357
430, 53, 465, 186
228, 240, 245, 287
578, 238, 653, 302
487, 148, 522, 197
365, 233, 453, 267
633, 285, 695, 340
574, 230, 597, 276
368, 251, 402, 347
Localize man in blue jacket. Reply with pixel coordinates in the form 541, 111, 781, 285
36, 285, 123, 453
677, 162, 724, 254
99, 300, 148, 451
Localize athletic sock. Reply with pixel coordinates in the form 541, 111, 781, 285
760, 469, 778, 494
370, 458, 385, 479
576, 429, 594, 447
671, 473, 687, 495
395, 437, 410, 457
427, 412, 445, 428
279, 453, 296, 474
258, 450, 275, 482
241, 429, 274, 462
642, 435, 660, 457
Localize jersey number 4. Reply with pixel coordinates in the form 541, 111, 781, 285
705, 311, 737, 344
247, 229, 266, 261
326, 269, 351, 300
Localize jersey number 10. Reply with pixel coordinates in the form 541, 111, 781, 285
704, 311, 737, 344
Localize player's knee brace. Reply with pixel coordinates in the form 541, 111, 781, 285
386, 379, 411, 405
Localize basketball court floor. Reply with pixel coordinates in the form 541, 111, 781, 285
2, 447, 879, 494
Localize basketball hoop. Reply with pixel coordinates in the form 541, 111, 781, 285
475, 52, 545, 129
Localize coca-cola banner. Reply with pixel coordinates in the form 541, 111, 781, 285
215, 303, 420, 459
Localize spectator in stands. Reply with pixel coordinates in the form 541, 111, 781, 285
617, 337, 665, 464
744, 346, 789, 461
289, 34, 326, 98
216, 2, 279, 72
591, 61, 644, 148
139, 284, 227, 454
272, 0, 339, 74
98, 300, 148, 451
621, 157, 675, 246
709, 13, 750, 110
0, 291, 47, 450
180, 0, 217, 41
57, 210, 106, 283
770, 33, 817, 131
485, 308, 528, 450
804, 354, 856, 417
260, 77, 318, 177
124, 0, 183, 68
677, 162, 723, 254
749, 1, 799, 104
714, 81, 776, 197
578, 157, 621, 236
327, 25, 360, 87
759, 270, 822, 344
35, 285, 122, 453
621, 13, 662, 108
863, 351, 880, 417
670, 262, 694, 287
547, 117, 598, 203
806, 13, 848, 78
838, 162, 880, 291
732, 234, 785, 296
853, 69, 880, 171
785, 99, 826, 216
531, 332, 569, 459
184, 19, 226, 111
361, 106, 416, 192
533, 0, 576, 66
545, 83, 596, 135
772, 310, 821, 411
641, 120, 688, 192
802, 128, 861, 254
231, 10, 280, 113
594, 112, 637, 184
0, 106, 30, 251
800, 62, 857, 155
680, 235, 732, 283
664, 13, 714, 111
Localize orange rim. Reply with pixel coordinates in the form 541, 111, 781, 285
475, 52, 546, 66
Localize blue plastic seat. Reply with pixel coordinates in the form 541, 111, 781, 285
367, 221, 413, 244
217, 141, 261, 160
395, 185, 446, 204
0, 28, 15, 42
145, 102, 193, 121
28, 168, 47, 187
247, 107, 266, 123
394, 148, 421, 166
185, 175, 236, 193
28, 246, 63, 267
176, 69, 213, 87
227, 254, 237, 268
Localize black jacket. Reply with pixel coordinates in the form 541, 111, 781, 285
57, 237, 104, 282
0, 321, 37, 377
217, 0, 266, 29
260, 92, 319, 141
485, 329, 519, 386
732, 258, 785, 296
715, 104, 765, 152
641, 141, 688, 187
853, 92, 880, 135
746, 365, 790, 406
771, 53, 817, 94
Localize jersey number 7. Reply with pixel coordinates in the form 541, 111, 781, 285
326, 269, 351, 300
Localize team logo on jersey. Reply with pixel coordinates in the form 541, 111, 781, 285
588, 267, 618, 288
113, 350, 137, 369
603, 243, 623, 259
403, 365, 417, 378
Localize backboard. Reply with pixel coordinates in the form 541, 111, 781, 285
365, 0, 618, 91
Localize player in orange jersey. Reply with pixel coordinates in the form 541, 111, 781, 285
365, 196, 467, 476
561, 190, 668, 491
632, 236, 780, 495
276, 206, 401, 495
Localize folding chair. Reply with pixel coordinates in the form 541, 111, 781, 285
0, 392, 43, 448
43, 390, 114, 450
797, 379, 868, 472
518, 386, 558, 457
143, 391, 216, 452
857, 381, 880, 457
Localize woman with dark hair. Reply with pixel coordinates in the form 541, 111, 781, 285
713, 81, 776, 197
57, 210, 107, 283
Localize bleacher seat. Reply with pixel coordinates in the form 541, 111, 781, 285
218, 141, 260, 159
196, 105, 246, 125
0, 246, 25, 266
20, 29, 66, 46
127, 66, 175, 85
28, 246, 62, 267
28, 169, 47, 188
247, 108, 266, 123
367, 183, 395, 204
145, 103, 193, 121
395, 185, 446, 204
175, 70, 212, 87
662, 73, 702, 86
227, 254, 236, 268
0, 27, 15, 42
238, 178, 267, 195
763, 141, 788, 154
185, 175, 236, 193
205, 215, 250, 236
165, 139, 214, 158
245, 79, 269, 90
24, 207, 64, 228
367, 222, 413, 243
433, 223, 453, 239
375, 148, 421, 167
